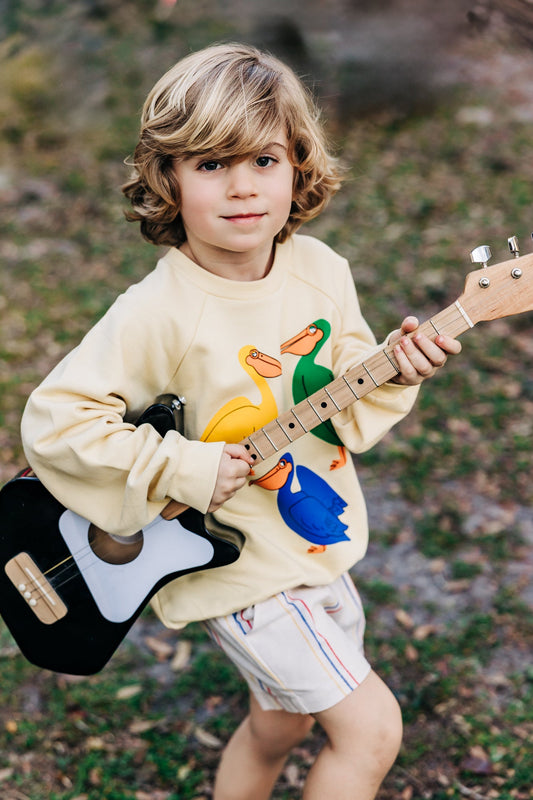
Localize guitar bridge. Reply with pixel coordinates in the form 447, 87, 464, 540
5, 552, 67, 624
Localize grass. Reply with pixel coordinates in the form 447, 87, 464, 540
0, 1, 532, 798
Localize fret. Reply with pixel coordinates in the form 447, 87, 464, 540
261, 419, 293, 450
262, 428, 277, 449
324, 386, 341, 410
247, 429, 277, 461
420, 304, 470, 341
291, 401, 323, 431
429, 318, 441, 336
242, 436, 264, 463
342, 367, 371, 398
383, 347, 400, 375
276, 408, 307, 440
341, 374, 359, 400
364, 349, 400, 385
307, 388, 337, 421
363, 362, 379, 386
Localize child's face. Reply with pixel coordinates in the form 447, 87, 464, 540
173, 128, 294, 278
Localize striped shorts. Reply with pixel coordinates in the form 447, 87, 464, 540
204, 573, 371, 714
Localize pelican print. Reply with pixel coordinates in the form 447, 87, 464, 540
281, 319, 347, 469
251, 452, 349, 553
201, 346, 282, 443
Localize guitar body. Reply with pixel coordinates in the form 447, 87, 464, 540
0, 396, 244, 675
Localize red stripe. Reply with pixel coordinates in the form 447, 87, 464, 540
285, 591, 360, 687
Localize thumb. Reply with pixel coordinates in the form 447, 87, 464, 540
400, 315, 419, 335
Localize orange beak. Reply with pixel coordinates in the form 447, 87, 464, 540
280, 324, 323, 356
245, 349, 282, 378
249, 458, 292, 490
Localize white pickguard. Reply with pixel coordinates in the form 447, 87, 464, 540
58, 511, 214, 623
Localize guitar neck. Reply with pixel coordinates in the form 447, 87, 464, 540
240, 299, 473, 465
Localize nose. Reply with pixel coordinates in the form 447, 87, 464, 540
227, 161, 257, 198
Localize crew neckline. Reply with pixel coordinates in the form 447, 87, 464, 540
162, 239, 290, 299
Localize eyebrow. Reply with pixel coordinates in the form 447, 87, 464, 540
185, 139, 288, 165
262, 141, 288, 151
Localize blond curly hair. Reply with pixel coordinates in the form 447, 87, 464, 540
122, 43, 341, 247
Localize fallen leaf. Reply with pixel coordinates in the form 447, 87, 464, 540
116, 684, 142, 700
89, 767, 102, 786
445, 579, 470, 593
171, 639, 192, 671
85, 735, 106, 751
413, 624, 438, 640
405, 643, 419, 661
129, 718, 160, 734
460, 744, 493, 775
145, 635, 174, 661
194, 725, 223, 749
437, 772, 450, 786
177, 764, 192, 781
395, 609, 414, 629
204, 695, 223, 712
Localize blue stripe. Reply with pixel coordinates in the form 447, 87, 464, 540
231, 611, 249, 636
341, 573, 360, 606
280, 592, 355, 692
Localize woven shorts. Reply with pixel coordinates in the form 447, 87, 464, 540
204, 573, 371, 714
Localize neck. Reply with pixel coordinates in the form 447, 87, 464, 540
180, 241, 275, 282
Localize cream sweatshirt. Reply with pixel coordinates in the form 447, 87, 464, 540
21, 234, 418, 626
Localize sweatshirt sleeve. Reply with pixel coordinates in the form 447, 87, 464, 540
329, 261, 419, 453
20, 279, 225, 536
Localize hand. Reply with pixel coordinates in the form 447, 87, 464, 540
389, 316, 462, 386
208, 443, 254, 512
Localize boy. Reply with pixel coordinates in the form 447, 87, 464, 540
21, 43, 461, 799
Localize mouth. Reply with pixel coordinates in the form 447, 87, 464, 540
222, 213, 265, 223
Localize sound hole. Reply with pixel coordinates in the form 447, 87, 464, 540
88, 525, 144, 565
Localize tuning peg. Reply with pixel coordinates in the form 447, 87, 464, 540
508, 236, 520, 257
470, 245, 492, 268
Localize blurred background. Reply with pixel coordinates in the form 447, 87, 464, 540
0, 2, 532, 799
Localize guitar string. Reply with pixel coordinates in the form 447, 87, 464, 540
16, 528, 141, 601
18, 310, 464, 609
20, 499, 189, 601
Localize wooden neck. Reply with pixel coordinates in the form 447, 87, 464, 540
240, 300, 472, 466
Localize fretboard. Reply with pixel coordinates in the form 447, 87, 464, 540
240, 300, 473, 465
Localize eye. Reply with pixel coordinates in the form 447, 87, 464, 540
198, 160, 222, 172
256, 155, 276, 168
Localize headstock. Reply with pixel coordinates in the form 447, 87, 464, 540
458, 235, 533, 325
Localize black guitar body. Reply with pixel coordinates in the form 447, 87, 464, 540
0, 396, 244, 675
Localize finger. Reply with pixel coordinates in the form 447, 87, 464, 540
393, 345, 426, 384
417, 333, 462, 364
400, 316, 419, 335
223, 443, 255, 467
435, 334, 462, 355
397, 336, 436, 376
411, 334, 449, 367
